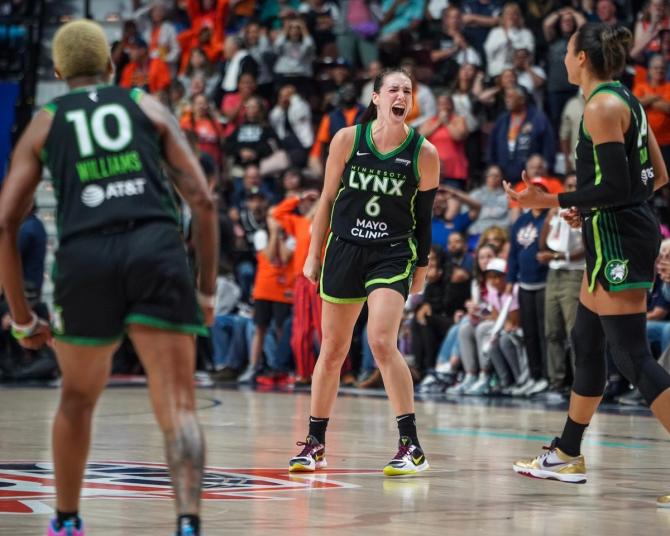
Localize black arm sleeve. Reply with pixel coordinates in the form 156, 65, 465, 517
414, 187, 437, 267
558, 142, 631, 209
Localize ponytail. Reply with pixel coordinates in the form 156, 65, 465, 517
574, 22, 632, 79
601, 25, 632, 78
359, 100, 377, 124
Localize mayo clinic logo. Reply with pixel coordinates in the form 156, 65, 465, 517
81, 178, 147, 208
0, 462, 373, 514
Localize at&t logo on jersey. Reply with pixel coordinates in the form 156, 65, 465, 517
0, 461, 373, 514
81, 178, 147, 208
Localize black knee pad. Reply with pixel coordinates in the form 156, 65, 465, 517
571, 303, 607, 397
600, 313, 670, 405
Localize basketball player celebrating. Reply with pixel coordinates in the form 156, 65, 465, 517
0, 21, 218, 535
505, 23, 670, 506
288, 68, 439, 475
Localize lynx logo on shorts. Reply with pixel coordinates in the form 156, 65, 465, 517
605, 259, 629, 284
0, 462, 373, 514
81, 178, 147, 208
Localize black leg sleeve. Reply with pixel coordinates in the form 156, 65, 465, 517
600, 313, 670, 405
571, 303, 607, 397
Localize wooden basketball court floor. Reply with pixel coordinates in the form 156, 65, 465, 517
2, 386, 670, 535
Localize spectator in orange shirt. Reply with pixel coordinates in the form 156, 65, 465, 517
238, 211, 295, 384
179, 93, 225, 168
178, 0, 228, 71
119, 36, 171, 95
271, 189, 321, 383
307, 82, 365, 177
634, 54, 670, 168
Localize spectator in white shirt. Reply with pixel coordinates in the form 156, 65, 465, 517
484, 2, 535, 78
536, 173, 584, 392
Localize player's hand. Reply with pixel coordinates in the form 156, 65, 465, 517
503, 171, 557, 209
561, 207, 582, 229
17, 319, 52, 350
410, 266, 427, 295
303, 255, 321, 285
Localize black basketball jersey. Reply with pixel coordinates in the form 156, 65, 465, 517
329, 121, 424, 245
576, 81, 655, 207
41, 85, 178, 242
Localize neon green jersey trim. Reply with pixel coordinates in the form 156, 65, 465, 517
54, 334, 123, 346
125, 314, 208, 336
366, 121, 414, 160
348, 124, 361, 162
319, 233, 367, 303
608, 282, 653, 291
588, 212, 603, 292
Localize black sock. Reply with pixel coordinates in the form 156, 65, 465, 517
557, 416, 588, 456
178, 515, 200, 535
396, 413, 420, 447
308, 416, 329, 445
56, 510, 79, 529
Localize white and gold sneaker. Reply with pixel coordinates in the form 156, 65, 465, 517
383, 436, 429, 476
657, 494, 670, 508
513, 438, 587, 484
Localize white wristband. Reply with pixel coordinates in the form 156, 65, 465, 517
197, 291, 215, 308
11, 312, 38, 340
565, 251, 570, 263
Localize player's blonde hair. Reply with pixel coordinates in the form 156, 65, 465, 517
52, 19, 110, 80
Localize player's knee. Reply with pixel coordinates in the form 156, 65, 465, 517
570, 305, 607, 397
601, 313, 670, 404
318, 336, 350, 370
367, 332, 396, 363
59, 386, 98, 416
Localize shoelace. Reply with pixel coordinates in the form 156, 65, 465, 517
535, 438, 561, 462
393, 445, 412, 460
295, 440, 318, 457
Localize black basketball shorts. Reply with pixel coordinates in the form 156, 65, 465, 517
52, 221, 207, 345
582, 204, 661, 292
319, 233, 417, 304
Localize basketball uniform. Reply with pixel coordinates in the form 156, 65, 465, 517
321, 121, 425, 302
577, 81, 661, 292
41, 85, 206, 343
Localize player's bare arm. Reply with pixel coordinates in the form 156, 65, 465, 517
138, 92, 219, 303
303, 126, 356, 284
0, 110, 53, 347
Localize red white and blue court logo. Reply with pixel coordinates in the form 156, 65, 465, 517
0, 462, 374, 514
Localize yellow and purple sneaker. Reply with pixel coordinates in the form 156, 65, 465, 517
383, 436, 429, 476
289, 435, 327, 472
513, 438, 587, 484
47, 517, 84, 536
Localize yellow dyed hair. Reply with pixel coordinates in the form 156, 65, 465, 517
52, 19, 110, 80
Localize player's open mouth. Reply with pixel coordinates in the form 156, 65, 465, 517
391, 106, 405, 117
